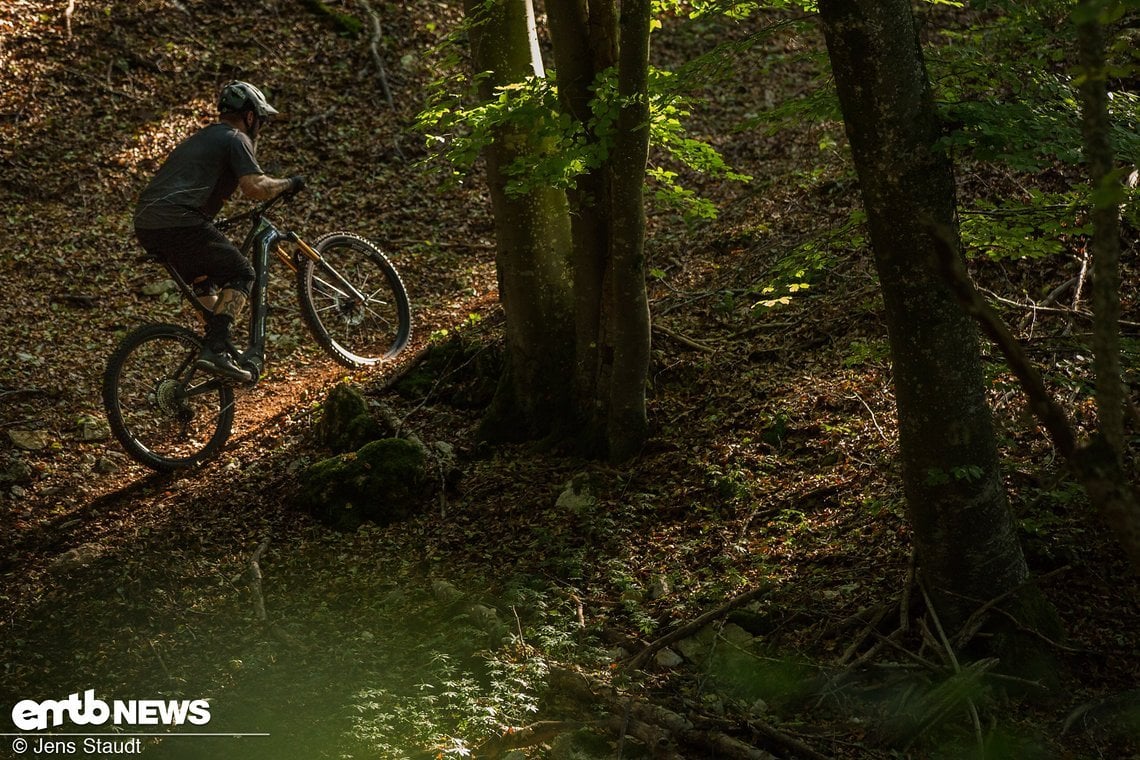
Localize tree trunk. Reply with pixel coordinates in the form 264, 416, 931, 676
547, 0, 650, 461
605, 0, 652, 461
817, 0, 1058, 652
465, 0, 576, 441
1076, 1, 1125, 455
547, 0, 616, 453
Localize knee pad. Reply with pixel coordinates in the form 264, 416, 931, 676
222, 263, 255, 297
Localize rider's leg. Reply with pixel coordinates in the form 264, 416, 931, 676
202, 288, 246, 352
196, 285, 253, 382
137, 223, 255, 381
193, 235, 255, 381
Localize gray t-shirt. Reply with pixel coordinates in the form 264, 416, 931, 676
134, 123, 263, 230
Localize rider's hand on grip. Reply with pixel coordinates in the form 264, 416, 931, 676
287, 175, 306, 196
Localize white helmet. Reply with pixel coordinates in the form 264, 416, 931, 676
218, 81, 279, 118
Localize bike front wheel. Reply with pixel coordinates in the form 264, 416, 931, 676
102, 323, 235, 471
297, 232, 412, 368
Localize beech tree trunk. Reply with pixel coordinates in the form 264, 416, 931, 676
605, 0, 652, 461
1076, 1, 1125, 455
464, 0, 577, 441
547, 0, 651, 461
817, 0, 1058, 648
547, 0, 616, 454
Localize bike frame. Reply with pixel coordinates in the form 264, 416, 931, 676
159, 194, 368, 385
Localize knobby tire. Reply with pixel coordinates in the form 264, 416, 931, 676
102, 323, 235, 471
296, 232, 411, 368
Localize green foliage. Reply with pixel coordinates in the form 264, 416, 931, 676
418, 63, 750, 222
748, 208, 864, 313
959, 189, 1093, 261
656, 0, 818, 16
345, 582, 603, 757
842, 339, 890, 368
416, 6, 757, 223
349, 651, 545, 757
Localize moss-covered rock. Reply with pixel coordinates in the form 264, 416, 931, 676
395, 332, 501, 409
297, 438, 427, 531
316, 383, 388, 454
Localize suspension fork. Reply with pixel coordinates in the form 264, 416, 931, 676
281, 232, 369, 303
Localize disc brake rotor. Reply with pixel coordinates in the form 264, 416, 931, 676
338, 295, 366, 327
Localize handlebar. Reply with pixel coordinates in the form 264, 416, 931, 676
214, 188, 295, 231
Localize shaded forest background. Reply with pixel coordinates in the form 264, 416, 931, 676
0, 0, 1138, 758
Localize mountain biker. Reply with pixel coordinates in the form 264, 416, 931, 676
133, 81, 304, 382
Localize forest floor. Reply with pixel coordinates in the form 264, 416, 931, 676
1, 1, 1138, 759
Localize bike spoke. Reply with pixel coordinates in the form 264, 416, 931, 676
105, 325, 234, 469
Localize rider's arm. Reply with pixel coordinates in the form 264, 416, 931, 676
238, 173, 292, 201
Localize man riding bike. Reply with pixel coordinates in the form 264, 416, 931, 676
133, 81, 303, 382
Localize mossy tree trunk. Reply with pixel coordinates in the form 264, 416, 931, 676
547, 0, 617, 455
817, 0, 1060, 647
547, 0, 651, 461
464, 0, 577, 442
1076, 1, 1125, 456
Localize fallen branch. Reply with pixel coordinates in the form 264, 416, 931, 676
245, 538, 305, 649
542, 668, 790, 760
64, 0, 76, 38
249, 538, 271, 622
472, 720, 585, 758
652, 323, 716, 353
357, 0, 394, 108
624, 584, 768, 672
746, 718, 834, 760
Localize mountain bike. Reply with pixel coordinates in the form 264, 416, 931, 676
102, 192, 411, 472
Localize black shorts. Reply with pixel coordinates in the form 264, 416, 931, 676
135, 224, 255, 297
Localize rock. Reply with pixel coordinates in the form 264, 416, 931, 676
8, 429, 52, 451
648, 574, 671, 600
49, 543, 106, 573
140, 279, 177, 296
94, 456, 119, 474
721, 623, 755, 648
0, 458, 33, 485
655, 647, 684, 668
316, 383, 386, 453
296, 438, 427, 531
75, 414, 111, 442
428, 440, 462, 488
727, 607, 775, 636
676, 624, 718, 663
555, 473, 596, 514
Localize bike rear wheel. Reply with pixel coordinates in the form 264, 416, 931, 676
297, 232, 411, 367
102, 323, 235, 471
